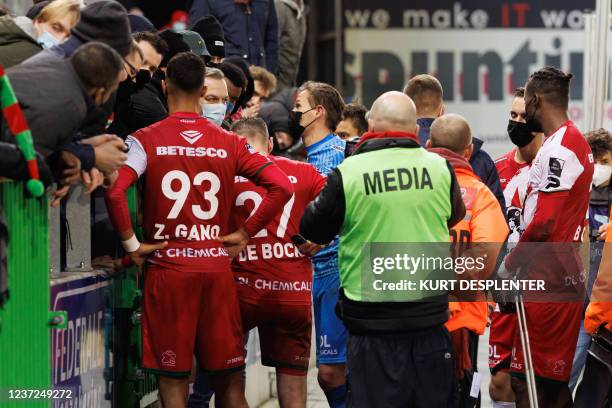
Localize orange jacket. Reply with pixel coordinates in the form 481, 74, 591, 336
584, 209, 612, 335
430, 148, 509, 335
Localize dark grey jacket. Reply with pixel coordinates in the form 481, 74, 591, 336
274, 0, 305, 88
6, 57, 88, 157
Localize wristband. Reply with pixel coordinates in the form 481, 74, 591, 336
122, 234, 140, 253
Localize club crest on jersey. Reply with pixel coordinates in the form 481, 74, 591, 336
180, 130, 203, 144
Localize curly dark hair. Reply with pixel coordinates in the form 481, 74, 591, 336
526, 66, 573, 109
342, 103, 368, 136
585, 128, 612, 161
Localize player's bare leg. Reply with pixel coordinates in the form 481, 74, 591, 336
210, 371, 248, 408
277, 371, 307, 408
489, 371, 515, 406
318, 363, 346, 407
158, 376, 190, 408
511, 376, 573, 408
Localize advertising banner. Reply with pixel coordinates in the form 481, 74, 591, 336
343, 1, 603, 157
50, 274, 111, 408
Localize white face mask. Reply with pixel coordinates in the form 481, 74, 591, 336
593, 163, 612, 187
201, 103, 227, 126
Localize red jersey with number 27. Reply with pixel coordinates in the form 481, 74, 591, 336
124, 112, 275, 273
231, 156, 326, 305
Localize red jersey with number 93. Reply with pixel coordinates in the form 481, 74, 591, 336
125, 112, 273, 272
231, 156, 326, 304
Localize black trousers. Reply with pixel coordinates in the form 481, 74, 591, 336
575, 353, 612, 408
346, 327, 456, 408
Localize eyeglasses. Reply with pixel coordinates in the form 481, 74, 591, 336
122, 57, 138, 78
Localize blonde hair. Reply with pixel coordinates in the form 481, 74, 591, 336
36, 0, 82, 28
250, 65, 277, 94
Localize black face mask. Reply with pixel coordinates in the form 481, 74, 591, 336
135, 69, 151, 87
507, 120, 535, 147
525, 96, 543, 133
117, 69, 151, 100
288, 108, 315, 139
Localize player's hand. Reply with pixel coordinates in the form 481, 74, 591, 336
103, 170, 118, 188
216, 228, 249, 259
298, 241, 324, 257
129, 241, 168, 266
597, 223, 609, 241
81, 168, 104, 194
497, 257, 517, 280
50, 184, 70, 208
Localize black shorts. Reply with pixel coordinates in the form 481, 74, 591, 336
346, 326, 456, 408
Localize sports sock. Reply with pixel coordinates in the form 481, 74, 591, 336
492, 401, 516, 408
323, 384, 347, 408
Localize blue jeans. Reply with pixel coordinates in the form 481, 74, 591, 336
569, 320, 591, 391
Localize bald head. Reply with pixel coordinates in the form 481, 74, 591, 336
430, 114, 472, 154
369, 91, 417, 134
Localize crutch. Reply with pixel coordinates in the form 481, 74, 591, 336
515, 292, 539, 408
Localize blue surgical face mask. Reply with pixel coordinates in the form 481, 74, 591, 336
37, 30, 60, 49
202, 103, 227, 126
226, 101, 235, 116
173, 21, 187, 32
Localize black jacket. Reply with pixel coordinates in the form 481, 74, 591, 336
300, 136, 466, 334
470, 137, 506, 214
108, 79, 168, 139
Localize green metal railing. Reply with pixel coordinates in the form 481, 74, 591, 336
0, 182, 158, 407
0, 181, 51, 407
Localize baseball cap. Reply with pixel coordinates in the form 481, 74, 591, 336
191, 15, 225, 58
179, 30, 211, 60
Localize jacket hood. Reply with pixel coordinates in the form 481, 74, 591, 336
281, 0, 304, 19
269, 86, 297, 112
429, 147, 474, 173
470, 137, 484, 159
260, 87, 296, 137
0, 16, 39, 48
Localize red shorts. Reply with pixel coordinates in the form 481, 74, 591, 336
510, 302, 582, 382
142, 267, 245, 377
240, 300, 311, 376
488, 310, 516, 373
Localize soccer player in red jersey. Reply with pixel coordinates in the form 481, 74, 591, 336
105, 53, 293, 408
489, 87, 543, 408
229, 118, 326, 407
503, 67, 594, 407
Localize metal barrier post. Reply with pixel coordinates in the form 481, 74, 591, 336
64, 185, 92, 272
48, 203, 60, 277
